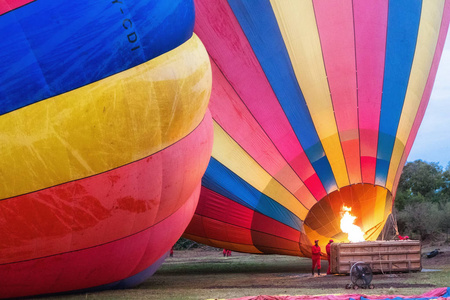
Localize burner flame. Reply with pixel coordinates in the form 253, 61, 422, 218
340, 206, 365, 242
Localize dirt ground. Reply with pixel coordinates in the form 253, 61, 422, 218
41, 244, 450, 300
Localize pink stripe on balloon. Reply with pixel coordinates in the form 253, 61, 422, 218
353, 0, 389, 184
210, 62, 318, 207
392, 1, 450, 198
195, 0, 327, 201
313, 0, 361, 184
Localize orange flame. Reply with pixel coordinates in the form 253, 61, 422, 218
340, 206, 365, 242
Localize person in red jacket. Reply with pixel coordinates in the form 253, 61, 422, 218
311, 239, 321, 276
326, 239, 333, 275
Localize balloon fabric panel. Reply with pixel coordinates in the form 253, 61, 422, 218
0, 34, 210, 200
0, 0, 35, 15
202, 158, 303, 231
194, 0, 331, 198
0, 113, 213, 270
354, 0, 388, 185
0, 185, 201, 298
184, 188, 305, 255
195, 188, 255, 230
210, 62, 321, 207
269, 0, 349, 190
0, 0, 194, 114
188, 0, 450, 257
313, 0, 361, 185
227, 0, 339, 192
391, 0, 450, 197
1, 0, 214, 297
387, 0, 446, 190
375, 0, 422, 186
211, 122, 311, 218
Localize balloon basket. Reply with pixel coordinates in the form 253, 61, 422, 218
330, 240, 422, 275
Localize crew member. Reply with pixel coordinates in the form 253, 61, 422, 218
311, 239, 321, 276
326, 239, 333, 275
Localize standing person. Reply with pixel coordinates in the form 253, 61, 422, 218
326, 239, 333, 275
311, 239, 321, 276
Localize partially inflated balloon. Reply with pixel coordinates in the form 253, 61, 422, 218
0, 0, 212, 298
184, 0, 450, 257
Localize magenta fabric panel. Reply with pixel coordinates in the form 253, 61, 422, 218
304, 174, 327, 200
392, 0, 450, 198
313, 0, 361, 184
353, 0, 388, 184
209, 63, 317, 203
194, 0, 326, 200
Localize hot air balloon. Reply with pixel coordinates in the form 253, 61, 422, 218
0, 0, 212, 298
184, 0, 450, 257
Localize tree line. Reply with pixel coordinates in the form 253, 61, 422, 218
395, 159, 450, 241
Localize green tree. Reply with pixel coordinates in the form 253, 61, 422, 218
395, 160, 444, 210
440, 162, 450, 202
397, 202, 443, 240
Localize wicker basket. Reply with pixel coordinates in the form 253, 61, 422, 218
330, 240, 422, 274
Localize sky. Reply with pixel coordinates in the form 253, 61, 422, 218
407, 29, 450, 168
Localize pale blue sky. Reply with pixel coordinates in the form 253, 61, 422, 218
408, 29, 450, 168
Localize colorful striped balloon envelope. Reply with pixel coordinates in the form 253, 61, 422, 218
0, 0, 212, 298
184, 0, 450, 257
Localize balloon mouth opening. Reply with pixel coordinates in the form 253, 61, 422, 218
303, 183, 393, 244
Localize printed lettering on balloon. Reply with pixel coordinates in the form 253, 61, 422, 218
111, 0, 141, 51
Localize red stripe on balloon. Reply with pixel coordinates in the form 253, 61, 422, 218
0, 185, 200, 299
194, 187, 254, 229
185, 187, 303, 252
251, 211, 301, 243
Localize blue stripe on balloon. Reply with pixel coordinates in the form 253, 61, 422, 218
375, 0, 422, 186
202, 158, 303, 230
226, 0, 337, 193
0, 0, 194, 115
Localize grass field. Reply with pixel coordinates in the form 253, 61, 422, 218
40, 243, 449, 300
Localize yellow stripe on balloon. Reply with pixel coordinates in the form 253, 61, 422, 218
0, 34, 211, 200
386, 0, 445, 190
362, 186, 388, 232
269, 0, 349, 189
212, 122, 310, 220
365, 193, 393, 241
